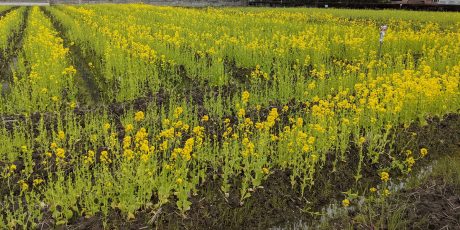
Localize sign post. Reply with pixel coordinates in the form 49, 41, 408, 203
378, 25, 388, 60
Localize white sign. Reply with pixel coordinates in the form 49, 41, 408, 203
379, 25, 388, 43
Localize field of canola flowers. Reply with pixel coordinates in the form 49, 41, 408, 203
0, 5, 459, 229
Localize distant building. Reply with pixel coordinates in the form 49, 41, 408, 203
392, 0, 434, 4
438, 0, 460, 4
392, 0, 460, 4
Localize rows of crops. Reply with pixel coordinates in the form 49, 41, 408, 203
0, 5, 459, 228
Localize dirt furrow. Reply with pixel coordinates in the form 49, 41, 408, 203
0, 6, 24, 86
41, 6, 102, 105
0, 6, 18, 18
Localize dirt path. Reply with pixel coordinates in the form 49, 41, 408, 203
0, 5, 17, 16
0, 6, 23, 84
41, 6, 101, 105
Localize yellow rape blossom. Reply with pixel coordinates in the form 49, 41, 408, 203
420, 148, 428, 157
18, 180, 29, 192
134, 111, 145, 122
405, 150, 412, 156
174, 121, 183, 128
282, 105, 289, 113
56, 148, 65, 159
237, 108, 246, 118
242, 91, 250, 104
174, 107, 183, 118
358, 137, 366, 145
140, 154, 149, 162
33, 178, 44, 186
123, 136, 132, 149
100, 150, 111, 164
406, 157, 415, 167
302, 144, 310, 153
135, 128, 149, 142
123, 149, 134, 161
84, 150, 95, 164
58, 131, 65, 140
383, 189, 391, 196
9, 164, 16, 172
380, 172, 389, 182
262, 167, 269, 174
125, 124, 134, 132
159, 127, 175, 139
193, 126, 205, 137
342, 199, 350, 207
